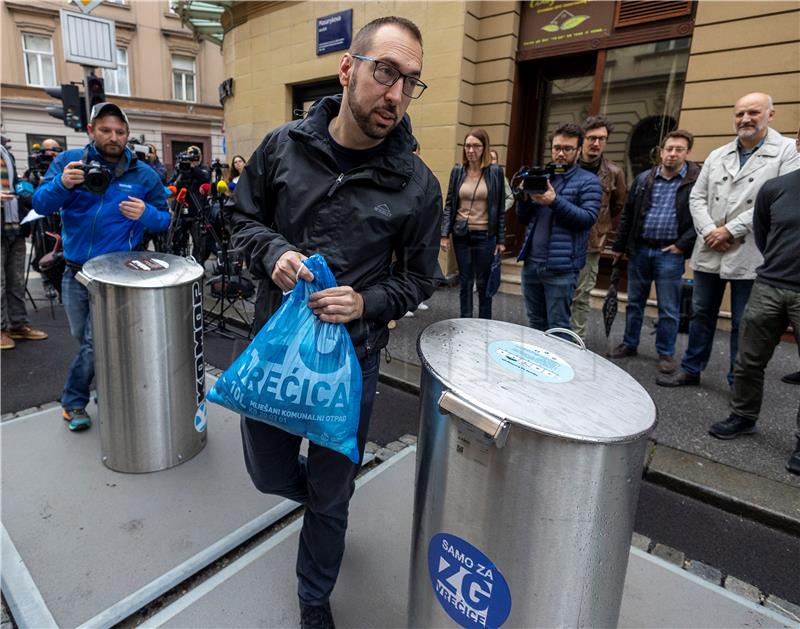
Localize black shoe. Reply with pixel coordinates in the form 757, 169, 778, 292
300, 603, 335, 629
709, 414, 758, 440
787, 439, 800, 475
781, 371, 800, 385
656, 371, 700, 387
608, 343, 637, 359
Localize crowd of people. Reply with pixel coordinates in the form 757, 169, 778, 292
435, 95, 799, 477
1, 14, 799, 628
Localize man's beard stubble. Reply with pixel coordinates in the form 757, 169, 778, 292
98, 141, 124, 161
346, 73, 399, 141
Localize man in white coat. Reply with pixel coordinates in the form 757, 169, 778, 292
657, 92, 800, 388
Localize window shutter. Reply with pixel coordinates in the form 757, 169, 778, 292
614, 1, 692, 28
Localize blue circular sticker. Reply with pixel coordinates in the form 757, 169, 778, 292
427, 532, 511, 629
194, 402, 207, 433
489, 340, 574, 383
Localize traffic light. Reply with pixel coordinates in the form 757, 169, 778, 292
45, 84, 84, 132
85, 74, 106, 122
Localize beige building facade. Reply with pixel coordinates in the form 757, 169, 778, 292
1, 0, 226, 170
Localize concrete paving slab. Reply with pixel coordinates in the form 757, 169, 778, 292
152, 447, 417, 628
0, 397, 298, 628
148, 448, 792, 629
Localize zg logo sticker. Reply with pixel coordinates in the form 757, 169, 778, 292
427, 532, 511, 628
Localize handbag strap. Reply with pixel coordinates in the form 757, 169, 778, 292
460, 167, 484, 226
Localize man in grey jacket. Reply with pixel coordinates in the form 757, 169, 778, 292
657, 92, 800, 388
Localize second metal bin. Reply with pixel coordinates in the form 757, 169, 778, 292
408, 319, 656, 628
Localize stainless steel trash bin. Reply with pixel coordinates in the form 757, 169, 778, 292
77, 252, 207, 473
408, 319, 656, 628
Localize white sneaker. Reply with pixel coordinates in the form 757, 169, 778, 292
403, 311, 415, 318
417, 302, 429, 311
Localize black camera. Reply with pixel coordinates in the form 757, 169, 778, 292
210, 157, 229, 176
514, 163, 565, 194
27, 147, 57, 184
78, 160, 112, 195
176, 147, 201, 175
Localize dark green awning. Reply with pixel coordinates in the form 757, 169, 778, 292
171, 0, 231, 46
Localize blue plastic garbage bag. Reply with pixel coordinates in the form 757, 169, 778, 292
207, 254, 363, 463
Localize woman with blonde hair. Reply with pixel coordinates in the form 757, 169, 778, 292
441, 128, 506, 318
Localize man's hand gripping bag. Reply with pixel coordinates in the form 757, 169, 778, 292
207, 254, 363, 463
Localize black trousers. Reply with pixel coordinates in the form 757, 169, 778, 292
240, 352, 380, 606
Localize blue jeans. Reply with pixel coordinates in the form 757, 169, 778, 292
622, 246, 684, 356
521, 261, 578, 331
61, 268, 95, 410
240, 352, 380, 606
453, 230, 496, 318
680, 270, 753, 384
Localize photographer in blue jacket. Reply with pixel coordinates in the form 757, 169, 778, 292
33, 103, 169, 432
515, 121, 601, 332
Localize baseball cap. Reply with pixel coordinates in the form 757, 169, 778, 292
89, 102, 129, 125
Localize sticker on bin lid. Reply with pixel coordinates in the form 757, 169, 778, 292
428, 532, 511, 629
489, 340, 574, 383
125, 257, 170, 272
194, 401, 207, 433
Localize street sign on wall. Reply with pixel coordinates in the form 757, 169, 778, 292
316, 9, 352, 56
60, 9, 117, 68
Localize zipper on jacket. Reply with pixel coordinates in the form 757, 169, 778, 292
87, 197, 104, 260
327, 173, 344, 197
362, 319, 373, 354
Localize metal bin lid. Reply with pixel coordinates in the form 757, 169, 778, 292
417, 319, 656, 444
80, 252, 204, 289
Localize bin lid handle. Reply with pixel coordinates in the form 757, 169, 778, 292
544, 327, 586, 350
438, 391, 510, 448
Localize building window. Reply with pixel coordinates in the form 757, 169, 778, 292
104, 48, 130, 96
654, 37, 691, 53
599, 39, 691, 180
22, 33, 56, 87
172, 55, 196, 102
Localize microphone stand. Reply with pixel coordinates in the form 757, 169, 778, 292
202, 172, 252, 340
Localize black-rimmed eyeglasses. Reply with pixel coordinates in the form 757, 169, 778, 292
351, 54, 427, 99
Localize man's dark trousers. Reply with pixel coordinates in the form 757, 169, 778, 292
730, 281, 800, 424
680, 270, 753, 385
240, 352, 380, 606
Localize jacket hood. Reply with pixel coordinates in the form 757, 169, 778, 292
290, 94, 415, 179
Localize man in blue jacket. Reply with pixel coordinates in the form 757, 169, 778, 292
516, 122, 601, 332
33, 103, 169, 432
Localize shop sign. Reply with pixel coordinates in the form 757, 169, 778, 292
316, 9, 352, 56
520, 0, 615, 51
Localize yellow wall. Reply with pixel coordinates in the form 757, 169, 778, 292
678, 1, 800, 160
224, 1, 468, 189
222, 1, 519, 276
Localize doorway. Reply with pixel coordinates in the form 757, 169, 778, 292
292, 78, 342, 120
162, 134, 211, 173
